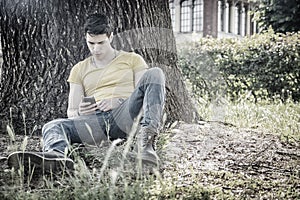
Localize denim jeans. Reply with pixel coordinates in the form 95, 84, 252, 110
42, 67, 166, 153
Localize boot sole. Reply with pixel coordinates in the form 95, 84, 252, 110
141, 153, 160, 167
127, 152, 160, 167
7, 151, 74, 173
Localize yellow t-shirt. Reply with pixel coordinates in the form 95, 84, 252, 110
67, 51, 148, 102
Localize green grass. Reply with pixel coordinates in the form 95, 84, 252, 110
1, 96, 300, 200
198, 96, 300, 143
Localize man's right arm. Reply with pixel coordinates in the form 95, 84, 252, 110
67, 83, 84, 118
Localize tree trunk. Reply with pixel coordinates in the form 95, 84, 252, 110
0, 0, 199, 134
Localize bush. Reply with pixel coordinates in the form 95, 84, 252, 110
178, 29, 300, 102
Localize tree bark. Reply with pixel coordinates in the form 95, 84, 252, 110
0, 0, 199, 134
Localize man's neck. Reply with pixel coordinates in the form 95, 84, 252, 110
93, 48, 116, 68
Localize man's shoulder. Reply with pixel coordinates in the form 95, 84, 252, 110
72, 57, 91, 69
119, 51, 144, 60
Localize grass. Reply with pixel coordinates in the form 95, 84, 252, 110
1, 96, 300, 200
226, 99, 300, 142
197, 95, 300, 143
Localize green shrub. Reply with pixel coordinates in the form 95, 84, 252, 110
178, 29, 300, 102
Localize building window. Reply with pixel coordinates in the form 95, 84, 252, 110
193, 0, 203, 32
169, 0, 175, 31
180, 0, 191, 32
241, 6, 246, 36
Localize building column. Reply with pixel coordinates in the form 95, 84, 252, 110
250, 11, 254, 35
224, 1, 229, 33
238, 2, 245, 36
245, 3, 251, 36
174, 0, 181, 33
218, 0, 222, 32
228, 0, 235, 34
241, 5, 246, 36
203, 0, 218, 37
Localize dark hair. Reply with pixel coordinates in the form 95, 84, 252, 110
84, 13, 112, 37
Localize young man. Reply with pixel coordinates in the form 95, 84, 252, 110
8, 13, 165, 171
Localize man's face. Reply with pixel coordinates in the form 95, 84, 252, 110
86, 33, 112, 59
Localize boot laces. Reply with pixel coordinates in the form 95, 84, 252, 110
141, 130, 157, 150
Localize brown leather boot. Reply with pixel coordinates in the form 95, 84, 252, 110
135, 128, 160, 166
7, 150, 74, 173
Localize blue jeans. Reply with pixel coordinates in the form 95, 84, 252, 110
42, 68, 166, 153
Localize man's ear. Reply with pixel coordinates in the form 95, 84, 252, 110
109, 32, 114, 42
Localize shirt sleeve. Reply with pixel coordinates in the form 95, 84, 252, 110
131, 53, 148, 72
67, 63, 82, 84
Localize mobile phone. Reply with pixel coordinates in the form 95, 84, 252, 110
83, 96, 96, 104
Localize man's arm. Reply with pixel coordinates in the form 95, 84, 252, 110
67, 69, 147, 116
67, 83, 84, 118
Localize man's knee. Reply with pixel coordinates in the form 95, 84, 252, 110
42, 119, 66, 136
145, 67, 165, 84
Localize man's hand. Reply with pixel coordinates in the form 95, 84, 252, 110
79, 97, 125, 115
97, 98, 124, 112
78, 97, 98, 115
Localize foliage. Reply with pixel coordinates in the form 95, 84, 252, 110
255, 0, 300, 33
178, 30, 300, 103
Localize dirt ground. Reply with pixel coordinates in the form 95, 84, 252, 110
162, 121, 300, 198
0, 121, 299, 198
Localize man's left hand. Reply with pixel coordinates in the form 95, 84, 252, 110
97, 98, 124, 112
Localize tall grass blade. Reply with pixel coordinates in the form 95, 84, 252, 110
7, 124, 15, 142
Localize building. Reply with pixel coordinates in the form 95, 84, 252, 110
169, 0, 259, 43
